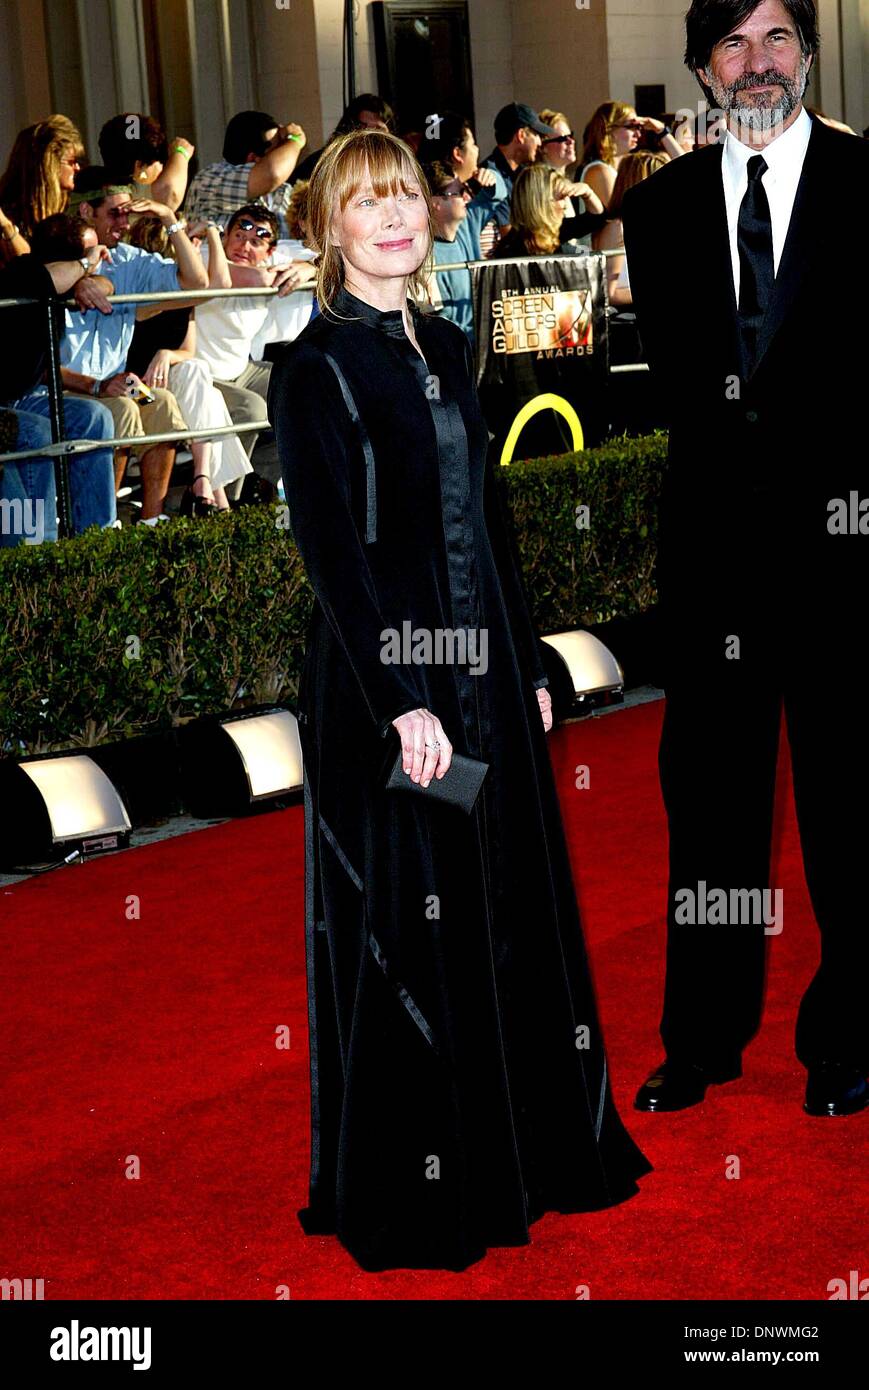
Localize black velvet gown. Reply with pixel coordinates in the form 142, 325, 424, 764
267, 285, 651, 1272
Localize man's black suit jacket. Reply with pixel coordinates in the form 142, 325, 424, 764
622, 115, 867, 609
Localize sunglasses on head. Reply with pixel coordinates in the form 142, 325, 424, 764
543, 132, 574, 144
235, 217, 274, 240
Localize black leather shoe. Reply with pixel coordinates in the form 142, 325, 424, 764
634, 1058, 741, 1112
804, 1064, 869, 1117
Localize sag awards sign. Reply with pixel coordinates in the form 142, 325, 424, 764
471, 254, 609, 463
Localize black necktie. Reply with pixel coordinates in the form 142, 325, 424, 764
736, 154, 774, 378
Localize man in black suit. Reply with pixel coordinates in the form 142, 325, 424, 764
622, 0, 868, 1116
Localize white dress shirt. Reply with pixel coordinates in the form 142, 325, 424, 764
721, 105, 812, 303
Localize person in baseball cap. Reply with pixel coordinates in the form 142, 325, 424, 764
480, 103, 559, 190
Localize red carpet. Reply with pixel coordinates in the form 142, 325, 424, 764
1, 700, 865, 1300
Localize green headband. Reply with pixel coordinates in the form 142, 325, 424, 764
68, 183, 135, 208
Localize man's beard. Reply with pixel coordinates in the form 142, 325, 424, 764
707, 55, 809, 138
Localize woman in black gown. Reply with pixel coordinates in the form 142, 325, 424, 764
267, 129, 650, 1273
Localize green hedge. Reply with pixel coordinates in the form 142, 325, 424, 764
0, 432, 666, 753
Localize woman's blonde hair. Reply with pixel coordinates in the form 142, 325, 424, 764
306, 128, 434, 315
607, 151, 667, 220
128, 213, 170, 256
508, 163, 572, 256
0, 114, 84, 236
536, 110, 572, 166
287, 179, 311, 241
580, 101, 634, 170
539, 109, 569, 131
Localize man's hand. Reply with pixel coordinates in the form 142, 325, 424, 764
72, 272, 114, 315
391, 708, 453, 787
536, 687, 553, 733
169, 136, 194, 161
271, 122, 306, 152
101, 371, 145, 399
185, 218, 219, 242
129, 197, 177, 227
141, 349, 174, 388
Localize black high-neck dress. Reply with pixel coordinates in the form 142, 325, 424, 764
267, 285, 651, 1272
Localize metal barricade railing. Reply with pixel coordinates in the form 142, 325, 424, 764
0, 284, 287, 536
0, 249, 644, 537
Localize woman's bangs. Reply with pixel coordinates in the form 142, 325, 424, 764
336, 138, 421, 210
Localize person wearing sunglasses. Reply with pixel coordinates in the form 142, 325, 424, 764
579, 102, 684, 224
537, 112, 578, 174
193, 204, 315, 470
536, 109, 607, 247
420, 160, 479, 342
0, 114, 86, 261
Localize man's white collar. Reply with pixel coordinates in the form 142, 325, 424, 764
723, 105, 812, 171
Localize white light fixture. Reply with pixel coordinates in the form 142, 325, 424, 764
219, 709, 303, 800
1, 754, 131, 865
180, 706, 305, 819
541, 630, 624, 715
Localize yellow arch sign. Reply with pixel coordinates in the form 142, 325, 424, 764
499, 393, 584, 467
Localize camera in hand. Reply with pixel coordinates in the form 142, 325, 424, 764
125, 375, 155, 405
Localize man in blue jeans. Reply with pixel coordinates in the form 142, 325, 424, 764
1, 392, 116, 546
0, 223, 117, 546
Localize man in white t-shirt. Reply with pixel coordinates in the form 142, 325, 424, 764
194, 205, 316, 456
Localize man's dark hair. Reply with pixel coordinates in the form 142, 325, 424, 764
71, 163, 130, 209
333, 94, 395, 138
494, 108, 523, 146
98, 113, 169, 182
223, 111, 279, 165
224, 203, 280, 243
424, 111, 473, 164
684, 0, 819, 71
29, 212, 90, 263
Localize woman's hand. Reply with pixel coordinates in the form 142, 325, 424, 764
272, 259, 318, 297
564, 180, 605, 215
536, 687, 553, 733
391, 708, 453, 787
141, 348, 174, 388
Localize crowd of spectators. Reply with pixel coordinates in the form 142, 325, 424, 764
8, 82, 848, 546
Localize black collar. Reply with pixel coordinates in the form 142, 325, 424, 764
329, 284, 422, 339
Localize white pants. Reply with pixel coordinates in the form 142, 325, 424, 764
167, 358, 252, 490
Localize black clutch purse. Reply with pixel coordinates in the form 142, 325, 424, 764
384, 748, 489, 815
